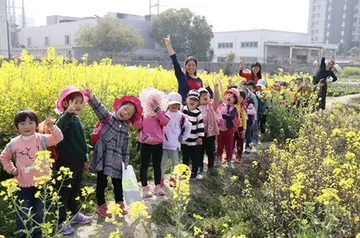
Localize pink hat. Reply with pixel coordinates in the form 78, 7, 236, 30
113, 96, 143, 129
56, 86, 89, 113
224, 88, 240, 104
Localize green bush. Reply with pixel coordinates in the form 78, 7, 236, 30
342, 67, 360, 76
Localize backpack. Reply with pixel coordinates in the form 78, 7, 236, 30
38, 119, 58, 161
91, 113, 112, 146
8, 134, 47, 163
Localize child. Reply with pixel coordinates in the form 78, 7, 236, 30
239, 84, 257, 153
248, 81, 262, 147
85, 87, 143, 217
233, 91, 247, 162
137, 88, 170, 197
216, 88, 240, 167
239, 61, 262, 84
315, 78, 327, 111
198, 81, 220, 171
55, 86, 91, 235
0, 109, 63, 238
182, 90, 205, 180
161, 92, 192, 187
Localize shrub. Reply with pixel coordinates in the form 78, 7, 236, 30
342, 67, 360, 76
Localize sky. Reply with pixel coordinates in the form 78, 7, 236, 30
22, 0, 309, 33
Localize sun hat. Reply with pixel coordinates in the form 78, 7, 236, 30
187, 90, 200, 100
167, 92, 182, 105
113, 96, 143, 129
256, 79, 267, 87
224, 88, 240, 104
55, 86, 89, 113
198, 88, 209, 94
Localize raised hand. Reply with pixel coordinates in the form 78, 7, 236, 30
204, 80, 209, 88
67, 100, 76, 114
164, 34, 171, 46
151, 99, 159, 110
44, 116, 54, 130
239, 60, 244, 70
217, 77, 223, 86
321, 48, 325, 58
83, 83, 93, 100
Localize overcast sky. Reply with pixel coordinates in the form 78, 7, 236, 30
23, 0, 309, 33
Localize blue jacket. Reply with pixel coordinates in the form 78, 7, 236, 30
222, 105, 237, 129
170, 54, 213, 102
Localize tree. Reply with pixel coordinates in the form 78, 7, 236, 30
75, 16, 144, 57
349, 47, 360, 58
150, 8, 213, 61
226, 51, 236, 64
224, 52, 236, 76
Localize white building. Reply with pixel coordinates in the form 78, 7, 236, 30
211, 29, 338, 64
0, 0, 9, 56
5, 13, 164, 60
307, 0, 327, 44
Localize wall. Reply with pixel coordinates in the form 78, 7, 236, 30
17, 16, 157, 51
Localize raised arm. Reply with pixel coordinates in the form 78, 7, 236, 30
320, 49, 326, 70
165, 35, 184, 80
239, 60, 252, 81
213, 81, 220, 110
43, 118, 64, 146
84, 87, 110, 122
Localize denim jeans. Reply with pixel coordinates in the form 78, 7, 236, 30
16, 187, 43, 238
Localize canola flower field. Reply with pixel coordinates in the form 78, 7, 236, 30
0, 48, 360, 237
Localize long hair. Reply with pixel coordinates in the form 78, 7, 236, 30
184, 56, 198, 76
251, 62, 262, 81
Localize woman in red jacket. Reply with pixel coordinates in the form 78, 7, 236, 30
239, 60, 262, 84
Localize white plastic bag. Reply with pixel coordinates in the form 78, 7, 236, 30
122, 162, 141, 205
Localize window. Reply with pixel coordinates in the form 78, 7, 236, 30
240, 41, 258, 48
316, 29, 319, 33
317, 4, 321, 9
312, 6, 316, 11
342, 22, 345, 27
326, 31, 330, 36
45, 36, 49, 46
218, 42, 233, 49
343, 13, 346, 18
316, 21, 319, 26
65, 35, 70, 45
315, 37, 318, 42
312, 13, 316, 18
27, 38, 32, 47
316, 13, 320, 17
341, 31, 345, 36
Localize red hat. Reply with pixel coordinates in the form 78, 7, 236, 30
56, 86, 89, 113
224, 88, 240, 104
113, 96, 143, 129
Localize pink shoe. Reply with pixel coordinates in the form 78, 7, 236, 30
142, 186, 153, 198
154, 184, 165, 196
116, 201, 128, 215
96, 204, 112, 218
169, 178, 176, 187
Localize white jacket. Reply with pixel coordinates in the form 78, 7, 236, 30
163, 110, 191, 150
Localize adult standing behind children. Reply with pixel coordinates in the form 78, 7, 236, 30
164, 34, 213, 103
313, 49, 338, 85
239, 60, 262, 84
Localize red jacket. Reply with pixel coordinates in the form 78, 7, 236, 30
239, 70, 259, 84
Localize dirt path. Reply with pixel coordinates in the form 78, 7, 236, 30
327, 94, 360, 109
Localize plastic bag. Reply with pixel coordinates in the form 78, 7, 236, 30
122, 163, 141, 205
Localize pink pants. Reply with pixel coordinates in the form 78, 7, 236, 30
216, 129, 235, 161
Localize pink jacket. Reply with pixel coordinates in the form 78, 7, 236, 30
137, 109, 170, 145
198, 103, 220, 137
0, 127, 63, 188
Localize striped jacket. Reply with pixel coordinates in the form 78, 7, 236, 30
182, 106, 205, 146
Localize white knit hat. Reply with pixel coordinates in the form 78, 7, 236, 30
167, 92, 182, 105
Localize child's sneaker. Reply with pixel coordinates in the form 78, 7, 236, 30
160, 178, 165, 187
226, 160, 232, 168
142, 186, 153, 198
245, 147, 252, 154
96, 204, 112, 218
198, 166, 203, 174
169, 178, 176, 187
117, 201, 128, 215
234, 155, 242, 163
72, 213, 91, 224
58, 223, 74, 235
154, 185, 165, 196
190, 174, 197, 180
